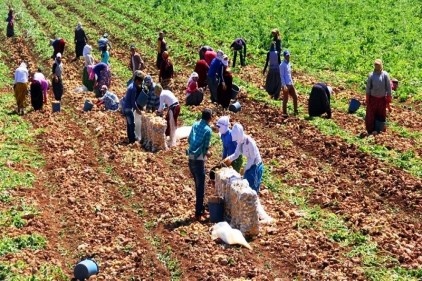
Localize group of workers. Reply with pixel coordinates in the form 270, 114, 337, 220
7, 16, 399, 221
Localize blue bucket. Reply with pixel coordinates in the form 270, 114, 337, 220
231, 84, 240, 99
348, 98, 361, 113
52, 101, 61, 113
375, 119, 386, 132
83, 100, 93, 112
229, 101, 241, 113
74, 259, 99, 280
208, 197, 224, 223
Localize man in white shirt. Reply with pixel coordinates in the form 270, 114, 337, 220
14, 62, 29, 115
155, 84, 180, 147
223, 123, 264, 193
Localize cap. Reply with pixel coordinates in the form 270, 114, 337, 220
154, 84, 163, 95
374, 59, 382, 65
134, 70, 145, 80
103, 33, 108, 38
283, 50, 290, 57
56, 53, 62, 58
130, 44, 136, 50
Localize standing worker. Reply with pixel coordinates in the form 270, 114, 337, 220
13, 62, 29, 115
187, 109, 213, 221
6, 8, 15, 37
223, 123, 264, 194
122, 71, 144, 144
72, 22, 88, 62
230, 38, 246, 67
158, 51, 174, 90
155, 84, 180, 147
263, 42, 281, 99
280, 50, 298, 117
156, 31, 167, 69
52, 53, 64, 101
365, 59, 392, 134
271, 28, 282, 62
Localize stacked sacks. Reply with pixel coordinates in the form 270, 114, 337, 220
215, 167, 259, 236
140, 112, 168, 152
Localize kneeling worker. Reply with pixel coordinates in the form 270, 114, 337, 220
308, 82, 333, 119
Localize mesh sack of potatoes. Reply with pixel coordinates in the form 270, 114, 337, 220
215, 167, 259, 236
141, 113, 167, 152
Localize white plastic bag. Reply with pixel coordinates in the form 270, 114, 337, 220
210, 221, 252, 250
257, 198, 274, 224
175, 126, 192, 140
134, 110, 142, 141
168, 109, 177, 147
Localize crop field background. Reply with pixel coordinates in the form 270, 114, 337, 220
0, 0, 421, 280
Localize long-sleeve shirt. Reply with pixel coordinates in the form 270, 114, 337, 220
187, 119, 212, 160
123, 82, 139, 110
157, 90, 178, 112
14, 67, 29, 83
207, 58, 224, 81
366, 71, 392, 97
279, 60, 293, 87
146, 85, 160, 111
221, 130, 237, 159
228, 135, 262, 171
263, 50, 280, 72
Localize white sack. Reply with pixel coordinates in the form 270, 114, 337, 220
210, 221, 252, 250
134, 110, 142, 141
175, 126, 192, 140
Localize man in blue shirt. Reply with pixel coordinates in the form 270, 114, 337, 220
207, 50, 225, 103
280, 50, 298, 117
122, 70, 144, 144
187, 109, 213, 221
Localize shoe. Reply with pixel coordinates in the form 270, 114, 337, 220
282, 113, 288, 118
294, 111, 299, 116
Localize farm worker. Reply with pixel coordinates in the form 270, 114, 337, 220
51, 53, 64, 101
204, 49, 217, 67
13, 62, 29, 115
280, 50, 298, 117
95, 85, 119, 111
156, 31, 168, 69
72, 22, 88, 62
185, 72, 204, 106
199, 45, 213, 60
128, 45, 145, 84
122, 70, 144, 144
207, 50, 225, 103
230, 38, 247, 67
159, 51, 174, 90
271, 28, 282, 62
30, 76, 44, 111
263, 42, 281, 99
365, 59, 392, 134
33, 68, 49, 104
144, 75, 159, 112
308, 83, 333, 119
50, 37, 66, 59
155, 84, 180, 147
217, 55, 233, 109
216, 116, 243, 172
223, 123, 264, 193
6, 8, 15, 37
88, 62, 111, 98
187, 108, 213, 221
101, 44, 110, 65
82, 44, 95, 91
97, 33, 112, 51
194, 57, 209, 89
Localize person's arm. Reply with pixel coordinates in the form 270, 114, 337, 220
169, 63, 174, 78
157, 94, 164, 112
227, 142, 241, 162
365, 74, 372, 104
156, 39, 161, 53
242, 39, 247, 58
385, 72, 392, 96
280, 63, 286, 87
203, 129, 212, 156
244, 140, 259, 171
263, 52, 270, 74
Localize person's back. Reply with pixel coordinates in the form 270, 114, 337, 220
103, 91, 119, 111
208, 57, 222, 78
308, 83, 331, 118
204, 50, 217, 66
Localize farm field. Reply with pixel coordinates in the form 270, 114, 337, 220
0, 0, 421, 280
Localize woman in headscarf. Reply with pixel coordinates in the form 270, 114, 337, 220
82, 44, 95, 91
30, 78, 44, 111
185, 72, 204, 106
156, 31, 167, 69
216, 116, 243, 172
159, 51, 174, 90
194, 54, 209, 89
263, 42, 281, 99
52, 53, 64, 101
101, 44, 110, 65
6, 8, 14, 37
217, 55, 233, 109
271, 28, 282, 62
14, 62, 29, 115
223, 123, 264, 193
73, 22, 88, 61
89, 62, 111, 97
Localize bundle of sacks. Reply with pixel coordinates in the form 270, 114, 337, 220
140, 112, 168, 152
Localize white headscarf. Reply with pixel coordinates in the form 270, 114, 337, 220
222, 55, 229, 67
187, 72, 199, 87
216, 116, 230, 135
76, 22, 82, 30
19, 62, 27, 69
231, 123, 245, 143
216, 50, 224, 61
83, 44, 92, 56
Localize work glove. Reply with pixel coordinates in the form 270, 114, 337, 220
223, 157, 232, 166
